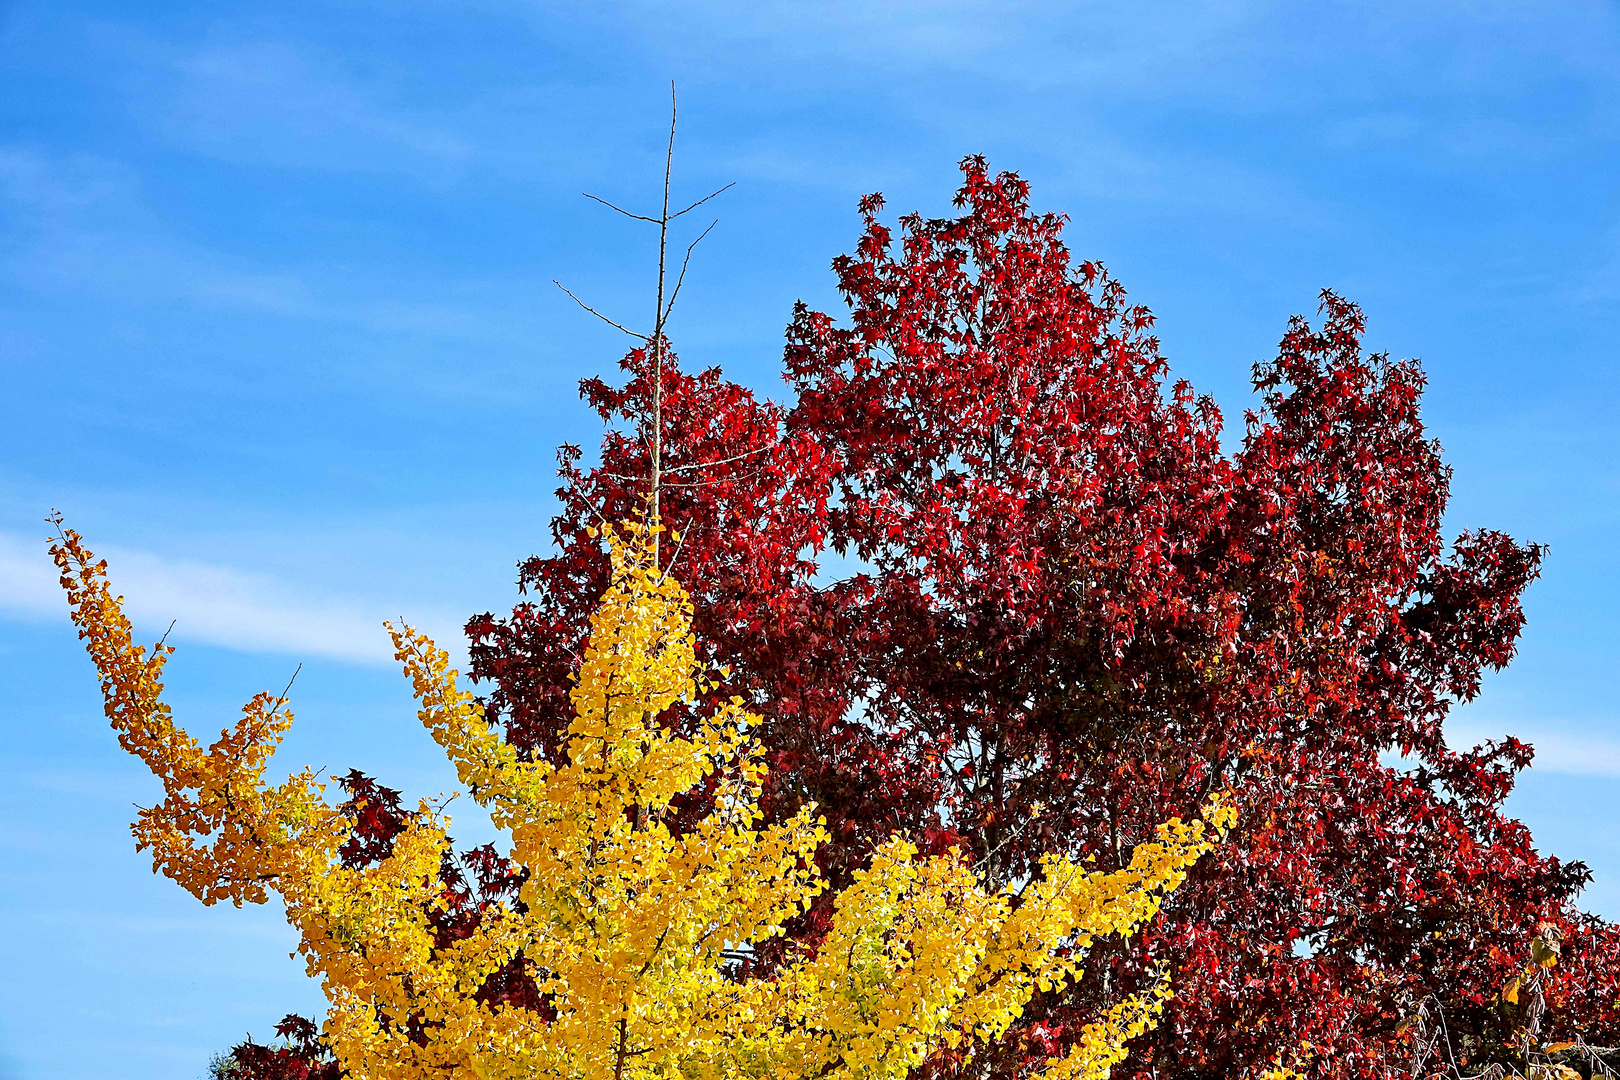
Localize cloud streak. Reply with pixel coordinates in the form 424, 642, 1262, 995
0, 146, 555, 354
0, 529, 464, 666
11, 517, 1610, 777
109, 30, 476, 178
512, 0, 1620, 105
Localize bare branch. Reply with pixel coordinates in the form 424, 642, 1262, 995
580, 191, 660, 224
660, 83, 677, 236
559, 83, 736, 549
276, 663, 302, 704
647, 81, 677, 540
655, 523, 694, 587
663, 445, 767, 474
553, 280, 648, 340
668, 181, 736, 220
266, 662, 303, 722
659, 468, 770, 490
661, 218, 718, 323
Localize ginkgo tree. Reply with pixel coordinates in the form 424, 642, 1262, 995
51, 514, 1232, 1080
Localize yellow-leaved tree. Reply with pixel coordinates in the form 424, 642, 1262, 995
51, 516, 1233, 1080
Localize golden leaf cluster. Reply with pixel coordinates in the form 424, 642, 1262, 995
52, 518, 1233, 1080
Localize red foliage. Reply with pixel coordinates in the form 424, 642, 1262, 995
463, 158, 1618, 1078
332, 771, 543, 1023
214, 1014, 339, 1080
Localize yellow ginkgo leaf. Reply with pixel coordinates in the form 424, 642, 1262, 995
53, 519, 1230, 1080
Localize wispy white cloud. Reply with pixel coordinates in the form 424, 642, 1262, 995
494, 0, 1619, 101
0, 145, 551, 350
0, 146, 322, 315
106, 31, 476, 178
0, 528, 466, 666
0, 147, 131, 213
506, 0, 1272, 83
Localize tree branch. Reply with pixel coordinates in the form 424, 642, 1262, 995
579, 192, 660, 224
661, 218, 718, 323
663, 445, 767, 474
553, 281, 648, 340
668, 182, 736, 221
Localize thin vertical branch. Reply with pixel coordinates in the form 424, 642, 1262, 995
563, 83, 734, 560
649, 81, 678, 562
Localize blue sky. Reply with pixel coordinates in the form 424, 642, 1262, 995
1, 2, 1617, 1077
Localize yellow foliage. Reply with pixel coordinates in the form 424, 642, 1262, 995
1253, 1042, 1313, 1080
52, 518, 1233, 1080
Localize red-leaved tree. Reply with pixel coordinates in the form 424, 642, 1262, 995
463, 158, 1618, 1079
226, 158, 1616, 1079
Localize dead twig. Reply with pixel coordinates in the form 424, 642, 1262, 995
553, 280, 648, 341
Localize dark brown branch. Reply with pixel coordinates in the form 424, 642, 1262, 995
659, 470, 770, 491
560, 83, 736, 554
668, 181, 736, 220
552, 280, 648, 340
579, 192, 660, 223
663, 445, 767, 474
657, 520, 695, 583
266, 663, 303, 722
661, 218, 718, 323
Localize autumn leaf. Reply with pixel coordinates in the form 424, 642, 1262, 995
54, 520, 1228, 1080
